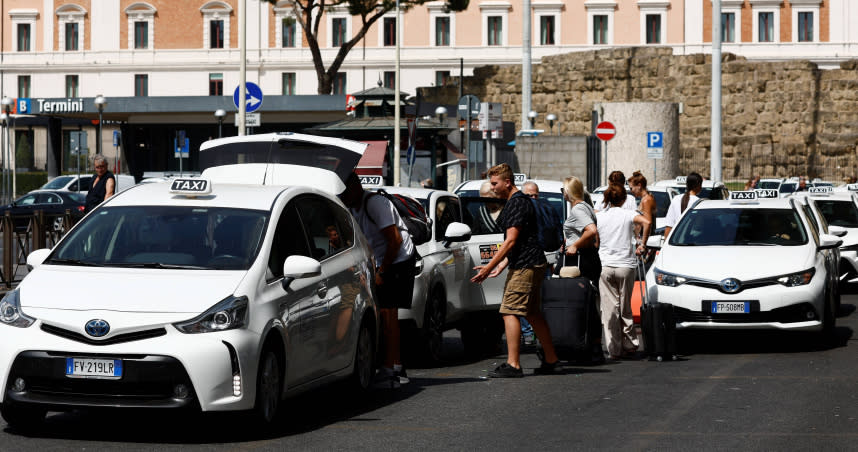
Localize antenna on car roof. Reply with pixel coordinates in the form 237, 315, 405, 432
261, 137, 279, 185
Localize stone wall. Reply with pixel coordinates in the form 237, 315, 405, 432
419, 47, 858, 181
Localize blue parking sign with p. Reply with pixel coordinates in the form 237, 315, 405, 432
647, 132, 663, 148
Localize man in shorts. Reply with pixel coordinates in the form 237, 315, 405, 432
471, 163, 560, 377
341, 172, 416, 388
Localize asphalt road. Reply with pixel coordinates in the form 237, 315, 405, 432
2, 294, 858, 451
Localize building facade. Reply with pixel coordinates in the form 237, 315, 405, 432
0, 0, 856, 180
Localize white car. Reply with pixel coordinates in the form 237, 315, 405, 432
653, 177, 730, 200
0, 133, 380, 430
756, 178, 785, 191
792, 188, 858, 286
374, 187, 473, 363
37, 174, 136, 195
646, 191, 841, 337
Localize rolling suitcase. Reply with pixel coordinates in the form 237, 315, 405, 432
638, 258, 678, 361
542, 252, 601, 363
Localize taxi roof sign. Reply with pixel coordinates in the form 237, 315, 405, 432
754, 189, 778, 199
729, 190, 758, 203
170, 178, 211, 195
675, 176, 687, 184
809, 186, 832, 195
847, 183, 858, 191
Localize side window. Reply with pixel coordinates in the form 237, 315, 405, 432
268, 204, 311, 279
45, 194, 62, 204
435, 196, 462, 240
800, 204, 820, 244
18, 194, 37, 206
294, 195, 344, 261
328, 199, 355, 253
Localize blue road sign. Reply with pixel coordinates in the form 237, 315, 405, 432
233, 82, 264, 113
17, 98, 31, 114
113, 130, 121, 147
174, 137, 189, 158
647, 132, 663, 148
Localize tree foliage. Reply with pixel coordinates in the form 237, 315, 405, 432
263, 0, 469, 94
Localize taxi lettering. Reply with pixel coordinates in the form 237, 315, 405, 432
729, 191, 757, 200
755, 189, 778, 199
171, 179, 209, 192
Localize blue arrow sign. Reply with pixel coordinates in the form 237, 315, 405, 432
233, 82, 264, 113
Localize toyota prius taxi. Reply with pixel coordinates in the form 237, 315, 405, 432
0, 133, 380, 430
646, 190, 841, 336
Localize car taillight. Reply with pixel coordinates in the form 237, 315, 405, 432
77, 206, 85, 212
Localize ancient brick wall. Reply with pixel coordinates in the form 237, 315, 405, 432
419, 47, 858, 181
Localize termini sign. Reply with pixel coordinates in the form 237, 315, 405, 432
15, 98, 85, 114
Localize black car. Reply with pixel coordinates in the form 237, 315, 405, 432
0, 190, 87, 232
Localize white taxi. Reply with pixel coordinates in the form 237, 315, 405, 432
646, 190, 841, 337
0, 133, 380, 430
654, 177, 730, 200
374, 187, 473, 363
792, 185, 858, 287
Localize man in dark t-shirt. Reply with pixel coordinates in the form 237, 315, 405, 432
471, 163, 559, 378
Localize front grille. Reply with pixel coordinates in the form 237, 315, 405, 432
41, 323, 167, 346
674, 302, 817, 324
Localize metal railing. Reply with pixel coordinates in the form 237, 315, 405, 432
1, 210, 77, 288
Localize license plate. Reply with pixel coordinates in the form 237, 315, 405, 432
711, 301, 750, 314
65, 358, 123, 379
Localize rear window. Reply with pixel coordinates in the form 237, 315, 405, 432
815, 199, 858, 228
42, 176, 75, 190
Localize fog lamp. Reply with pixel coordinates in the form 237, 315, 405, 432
12, 377, 25, 392
173, 383, 190, 399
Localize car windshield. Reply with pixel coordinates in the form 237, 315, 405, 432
815, 199, 858, 228
758, 181, 781, 190
41, 176, 75, 190
669, 208, 808, 246
460, 197, 506, 235
47, 206, 268, 270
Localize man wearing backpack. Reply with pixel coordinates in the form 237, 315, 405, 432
340, 172, 416, 388
471, 163, 560, 377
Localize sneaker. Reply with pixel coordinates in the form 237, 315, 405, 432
394, 368, 410, 385
372, 368, 401, 389
533, 359, 560, 375
488, 363, 524, 378
523, 332, 536, 345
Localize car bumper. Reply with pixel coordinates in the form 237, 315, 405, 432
646, 277, 825, 331
0, 321, 261, 412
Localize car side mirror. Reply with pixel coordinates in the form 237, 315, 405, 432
827, 225, 848, 238
281, 255, 322, 291
646, 235, 663, 250
26, 248, 52, 271
443, 222, 471, 246
818, 234, 843, 251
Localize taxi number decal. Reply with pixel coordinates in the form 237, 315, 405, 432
479, 244, 501, 264
171, 179, 208, 192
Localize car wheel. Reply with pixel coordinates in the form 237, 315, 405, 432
350, 321, 375, 391
420, 289, 447, 364
0, 403, 46, 431
461, 314, 503, 359
253, 349, 282, 425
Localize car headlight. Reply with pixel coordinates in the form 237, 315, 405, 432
654, 268, 687, 287
0, 289, 35, 328
777, 268, 815, 287
173, 295, 248, 334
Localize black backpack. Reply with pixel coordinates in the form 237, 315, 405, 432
529, 197, 563, 252
363, 190, 433, 246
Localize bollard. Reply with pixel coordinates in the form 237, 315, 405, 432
34, 210, 46, 250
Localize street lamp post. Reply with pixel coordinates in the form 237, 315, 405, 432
215, 109, 226, 138
1, 97, 13, 204
94, 95, 107, 161
527, 110, 538, 130
546, 113, 557, 135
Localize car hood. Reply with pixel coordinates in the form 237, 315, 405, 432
657, 245, 814, 280
18, 266, 244, 314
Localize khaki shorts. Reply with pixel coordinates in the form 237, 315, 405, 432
499, 264, 547, 316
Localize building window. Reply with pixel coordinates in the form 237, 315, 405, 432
333, 73, 346, 95
435, 71, 450, 87
65, 75, 79, 98
282, 72, 296, 95
797, 12, 813, 42
210, 20, 225, 48
282, 17, 297, 47
383, 17, 396, 46
593, 15, 608, 45
435, 17, 450, 46
758, 12, 774, 42
134, 21, 149, 49
209, 73, 223, 96
17, 24, 31, 52
383, 71, 395, 89
134, 75, 148, 97
332, 18, 347, 47
65, 23, 79, 51
540, 16, 555, 45
645, 14, 661, 44
18, 76, 31, 98
721, 12, 735, 43
487, 16, 502, 46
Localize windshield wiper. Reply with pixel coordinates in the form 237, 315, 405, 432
112, 262, 212, 270
45, 258, 104, 267
739, 241, 778, 246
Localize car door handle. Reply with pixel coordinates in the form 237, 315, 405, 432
317, 284, 328, 298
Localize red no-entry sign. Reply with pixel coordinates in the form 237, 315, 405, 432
596, 121, 616, 141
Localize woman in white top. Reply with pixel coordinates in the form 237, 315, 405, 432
596, 184, 651, 360
663, 172, 703, 239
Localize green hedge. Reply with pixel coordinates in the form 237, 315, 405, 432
16, 172, 49, 196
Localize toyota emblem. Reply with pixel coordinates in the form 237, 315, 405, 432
84, 319, 111, 337
720, 278, 741, 294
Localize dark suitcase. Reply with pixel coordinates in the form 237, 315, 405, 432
541, 276, 599, 362
638, 255, 678, 361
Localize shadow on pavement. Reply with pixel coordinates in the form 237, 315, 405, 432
675, 326, 854, 356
